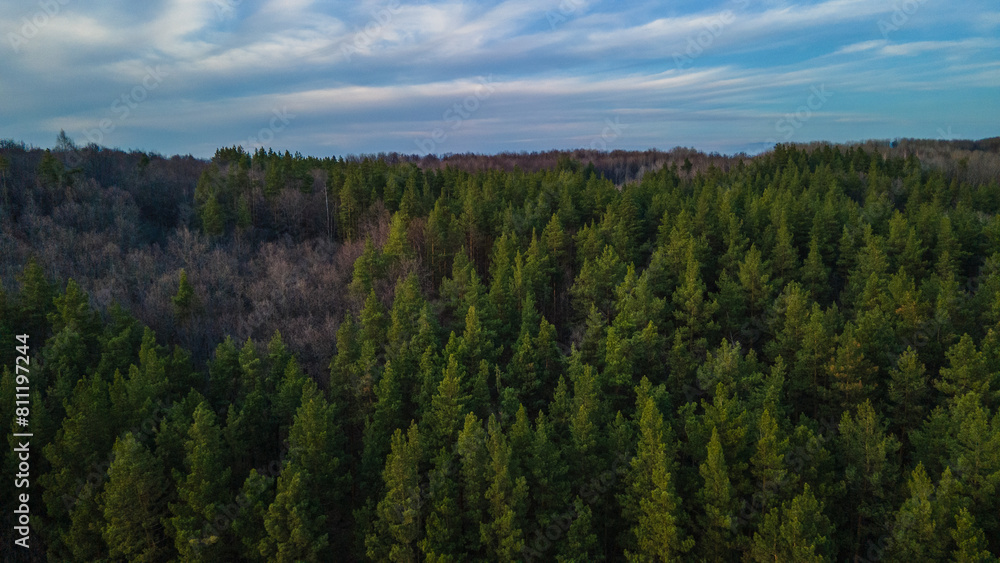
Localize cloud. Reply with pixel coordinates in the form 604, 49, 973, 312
878, 38, 1000, 57
833, 40, 887, 55
2, 0, 998, 157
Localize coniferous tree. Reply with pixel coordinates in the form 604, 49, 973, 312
368, 423, 424, 562
750, 407, 788, 510
837, 400, 901, 559
950, 508, 997, 563
168, 401, 233, 562
886, 463, 948, 561
620, 396, 693, 560
456, 413, 489, 556
420, 447, 462, 561
481, 415, 529, 562
697, 426, 735, 560
172, 268, 198, 324
749, 485, 834, 562
100, 433, 170, 563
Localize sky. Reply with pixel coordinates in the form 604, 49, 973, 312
1, 0, 998, 159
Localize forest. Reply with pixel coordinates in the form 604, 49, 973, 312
2, 135, 1000, 561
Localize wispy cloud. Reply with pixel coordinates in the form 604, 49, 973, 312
1, 0, 997, 156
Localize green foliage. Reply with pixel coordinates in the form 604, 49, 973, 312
749, 485, 834, 562
172, 268, 199, 323
620, 395, 693, 560
100, 433, 170, 563
10, 143, 1000, 561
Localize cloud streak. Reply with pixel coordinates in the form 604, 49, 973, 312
1, 0, 997, 157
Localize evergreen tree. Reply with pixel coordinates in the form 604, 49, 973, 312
697, 427, 735, 560
887, 348, 929, 436
749, 485, 834, 562
368, 423, 425, 562
422, 354, 467, 458
837, 400, 901, 559
950, 508, 997, 563
750, 407, 788, 509
886, 463, 948, 561
168, 401, 233, 561
100, 433, 170, 563
172, 268, 198, 324
481, 415, 529, 562
620, 396, 693, 560
555, 498, 600, 562
456, 413, 489, 555
260, 468, 329, 562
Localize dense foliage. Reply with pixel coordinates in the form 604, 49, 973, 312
2, 137, 1000, 561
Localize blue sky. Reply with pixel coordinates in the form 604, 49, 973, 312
1, 0, 997, 158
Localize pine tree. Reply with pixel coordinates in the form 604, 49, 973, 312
570, 245, 626, 323
936, 334, 989, 401
886, 463, 946, 561
748, 485, 834, 562
349, 238, 386, 297
568, 362, 601, 488
750, 407, 788, 509
368, 423, 425, 562
488, 232, 521, 347
793, 303, 835, 419
420, 447, 462, 561
531, 410, 571, 520
100, 433, 170, 563
422, 354, 468, 457
260, 468, 329, 562
172, 268, 198, 324
555, 498, 600, 562
765, 281, 811, 364
837, 400, 901, 559
384, 210, 413, 263
772, 211, 800, 285
827, 322, 875, 414
231, 470, 276, 562
481, 415, 529, 562
456, 413, 489, 556
168, 401, 233, 561
944, 392, 1000, 536
801, 234, 829, 302
887, 348, 929, 436
671, 242, 718, 381
697, 427, 735, 560
201, 193, 225, 237
39, 374, 116, 559
286, 388, 349, 517
738, 243, 774, 337
620, 396, 693, 560
950, 508, 997, 563
16, 257, 56, 340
